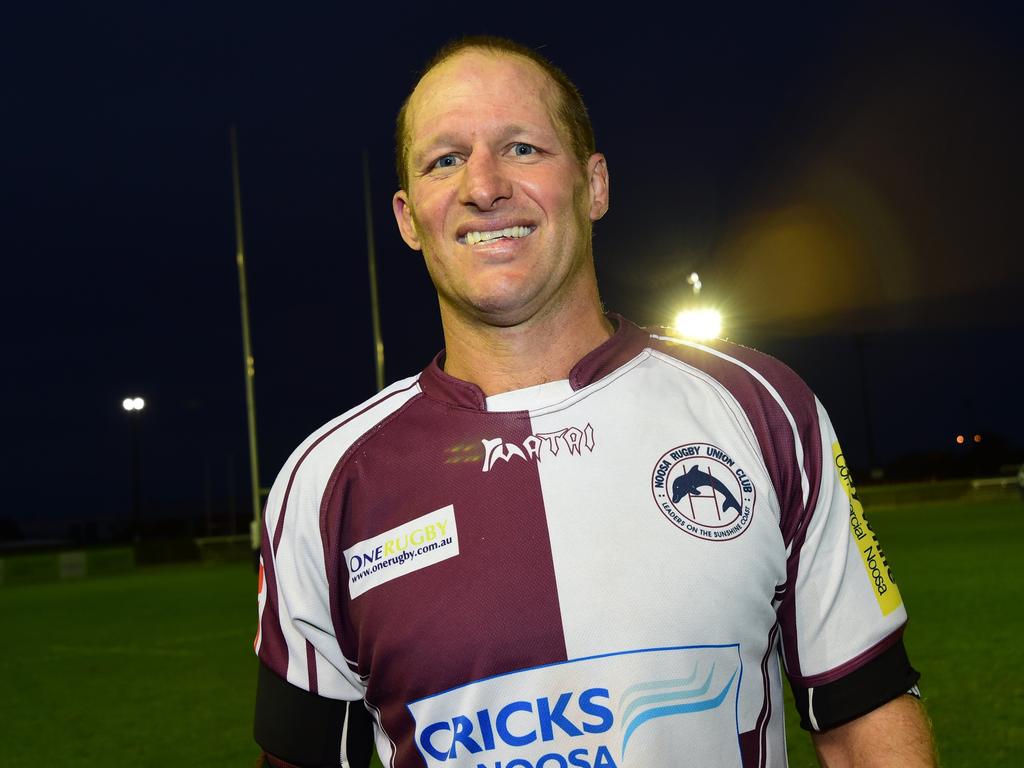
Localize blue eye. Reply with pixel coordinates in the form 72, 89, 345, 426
512, 143, 536, 157
432, 154, 461, 169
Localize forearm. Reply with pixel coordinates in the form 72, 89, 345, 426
811, 694, 936, 767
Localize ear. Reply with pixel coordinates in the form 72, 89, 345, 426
586, 153, 609, 221
392, 189, 423, 251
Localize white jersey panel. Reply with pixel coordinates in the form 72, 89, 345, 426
529, 350, 788, 763
763, 650, 788, 765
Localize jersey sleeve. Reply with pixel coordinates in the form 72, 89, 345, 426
253, 440, 372, 766
779, 398, 919, 731
252, 378, 421, 765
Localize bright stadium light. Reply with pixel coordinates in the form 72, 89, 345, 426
133, 397, 145, 410
122, 396, 146, 412
674, 308, 723, 341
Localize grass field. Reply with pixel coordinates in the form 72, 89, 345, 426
2, 498, 1021, 766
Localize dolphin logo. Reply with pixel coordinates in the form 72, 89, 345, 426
671, 466, 741, 515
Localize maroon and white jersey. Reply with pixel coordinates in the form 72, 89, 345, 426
254, 316, 918, 768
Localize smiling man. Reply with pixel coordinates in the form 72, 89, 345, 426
254, 37, 935, 768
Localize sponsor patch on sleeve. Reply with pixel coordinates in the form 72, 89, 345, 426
344, 505, 459, 599
832, 443, 903, 616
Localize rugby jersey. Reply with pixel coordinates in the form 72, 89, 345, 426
254, 315, 918, 768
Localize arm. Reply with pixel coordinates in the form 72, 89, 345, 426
253, 413, 384, 768
811, 694, 936, 767
254, 661, 374, 768
778, 398, 930, 763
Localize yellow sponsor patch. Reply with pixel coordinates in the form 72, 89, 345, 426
832, 442, 903, 616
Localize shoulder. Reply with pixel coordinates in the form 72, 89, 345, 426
640, 329, 827, 527
265, 374, 424, 519
643, 330, 820, 420
291, 373, 421, 470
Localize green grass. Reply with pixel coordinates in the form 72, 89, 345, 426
2, 498, 1021, 766
784, 498, 1024, 766
874, 499, 1024, 765
0, 562, 259, 767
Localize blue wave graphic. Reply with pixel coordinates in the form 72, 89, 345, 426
617, 666, 701, 708
619, 665, 715, 724
621, 670, 737, 758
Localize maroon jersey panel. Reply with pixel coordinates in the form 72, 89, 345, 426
320, 393, 568, 760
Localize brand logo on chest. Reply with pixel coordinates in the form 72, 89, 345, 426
651, 442, 756, 541
481, 424, 595, 472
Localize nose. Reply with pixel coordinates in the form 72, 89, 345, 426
458, 151, 513, 210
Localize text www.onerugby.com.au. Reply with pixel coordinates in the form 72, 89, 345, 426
350, 537, 453, 582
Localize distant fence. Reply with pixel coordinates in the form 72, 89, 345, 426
858, 476, 1020, 506
0, 534, 254, 587
194, 533, 253, 564
0, 547, 135, 587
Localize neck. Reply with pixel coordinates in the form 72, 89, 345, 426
438, 280, 613, 397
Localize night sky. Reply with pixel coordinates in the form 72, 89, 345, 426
3, 3, 1021, 539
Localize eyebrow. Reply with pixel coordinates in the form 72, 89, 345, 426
412, 124, 540, 167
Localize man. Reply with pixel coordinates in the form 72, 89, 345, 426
254, 37, 935, 767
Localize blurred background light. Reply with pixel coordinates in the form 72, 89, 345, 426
674, 308, 723, 341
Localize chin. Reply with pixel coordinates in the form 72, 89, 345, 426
467, 300, 535, 327
443, 287, 537, 328
462, 280, 542, 320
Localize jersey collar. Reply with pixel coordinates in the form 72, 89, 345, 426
418, 314, 651, 411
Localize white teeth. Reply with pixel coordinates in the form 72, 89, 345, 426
464, 226, 532, 245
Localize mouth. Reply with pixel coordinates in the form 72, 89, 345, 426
457, 225, 536, 246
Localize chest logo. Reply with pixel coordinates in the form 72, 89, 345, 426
651, 443, 756, 541
481, 423, 595, 472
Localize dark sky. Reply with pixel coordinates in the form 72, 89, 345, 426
2, 3, 1021, 536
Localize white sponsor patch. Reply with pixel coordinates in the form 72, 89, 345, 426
344, 505, 459, 599
408, 644, 742, 767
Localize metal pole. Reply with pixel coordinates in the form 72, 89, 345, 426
227, 452, 237, 536
203, 455, 212, 536
230, 125, 263, 557
363, 150, 385, 392
129, 414, 143, 541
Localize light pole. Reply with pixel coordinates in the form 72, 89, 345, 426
229, 127, 263, 565
122, 396, 145, 541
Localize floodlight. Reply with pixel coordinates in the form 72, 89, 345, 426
673, 308, 722, 341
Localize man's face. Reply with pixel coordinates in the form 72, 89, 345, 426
393, 50, 608, 328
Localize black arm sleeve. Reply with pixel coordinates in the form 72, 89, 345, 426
254, 663, 374, 768
789, 637, 921, 732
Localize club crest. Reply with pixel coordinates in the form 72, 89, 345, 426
651, 443, 756, 541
